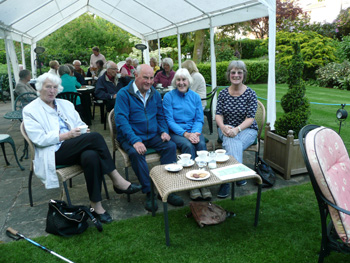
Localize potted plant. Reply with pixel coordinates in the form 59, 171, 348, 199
263, 41, 311, 179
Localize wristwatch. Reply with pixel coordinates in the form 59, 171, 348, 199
238, 126, 242, 133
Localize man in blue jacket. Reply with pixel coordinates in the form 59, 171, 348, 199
95, 61, 130, 112
115, 64, 184, 212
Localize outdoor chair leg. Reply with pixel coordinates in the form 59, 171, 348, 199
63, 181, 72, 205
254, 184, 262, 227
125, 167, 130, 202
28, 171, 34, 207
163, 202, 170, 246
20, 139, 28, 161
1, 143, 10, 165
151, 181, 155, 217
7, 138, 25, 170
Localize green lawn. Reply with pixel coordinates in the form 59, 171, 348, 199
1, 183, 348, 263
213, 84, 350, 151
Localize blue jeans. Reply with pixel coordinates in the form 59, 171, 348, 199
121, 135, 177, 193
170, 133, 207, 159
217, 127, 257, 163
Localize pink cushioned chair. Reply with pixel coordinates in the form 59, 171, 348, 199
299, 125, 350, 263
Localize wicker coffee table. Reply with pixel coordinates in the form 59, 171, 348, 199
149, 155, 263, 246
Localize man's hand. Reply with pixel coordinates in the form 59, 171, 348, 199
184, 132, 200, 144
161, 132, 171, 142
133, 142, 147, 155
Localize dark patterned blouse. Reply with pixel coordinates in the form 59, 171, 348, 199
215, 86, 258, 131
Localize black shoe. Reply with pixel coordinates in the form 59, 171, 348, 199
236, 180, 247, 186
217, 183, 230, 198
145, 192, 158, 212
92, 210, 113, 224
167, 193, 184, 207
114, 183, 142, 194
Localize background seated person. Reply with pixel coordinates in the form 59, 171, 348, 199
150, 57, 160, 75
95, 61, 129, 112
120, 57, 135, 78
115, 64, 184, 212
15, 69, 36, 96
90, 46, 107, 77
59, 64, 82, 110
215, 60, 258, 198
73, 60, 86, 85
153, 57, 175, 88
48, 60, 59, 76
163, 68, 210, 201
132, 58, 139, 69
181, 60, 207, 109
96, 60, 106, 78
23, 73, 141, 224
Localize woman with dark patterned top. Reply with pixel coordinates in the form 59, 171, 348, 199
215, 60, 258, 198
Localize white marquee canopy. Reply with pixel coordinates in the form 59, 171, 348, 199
0, 0, 276, 127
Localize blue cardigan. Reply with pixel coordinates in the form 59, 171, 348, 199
163, 89, 204, 135
115, 81, 169, 145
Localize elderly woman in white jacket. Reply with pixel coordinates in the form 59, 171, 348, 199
23, 73, 141, 224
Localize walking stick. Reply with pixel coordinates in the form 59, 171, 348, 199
6, 227, 74, 263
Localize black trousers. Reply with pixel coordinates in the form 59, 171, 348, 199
55, 132, 115, 202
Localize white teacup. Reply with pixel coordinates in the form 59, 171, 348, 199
156, 83, 163, 88
196, 150, 208, 160
177, 153, 191, 165
215, 149, 226, 159
78, 125, 88, 134
117, 73, 121, 78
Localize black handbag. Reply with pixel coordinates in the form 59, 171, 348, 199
256, 157, 276, 188
46, 200, 103, 237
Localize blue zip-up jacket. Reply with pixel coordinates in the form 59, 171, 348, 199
115, 81, 169, 146
163, 89, 204, 135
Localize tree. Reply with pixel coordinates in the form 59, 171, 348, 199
37, 13, 133, 66
192, 29, 206, 63
217, 0, 310, 39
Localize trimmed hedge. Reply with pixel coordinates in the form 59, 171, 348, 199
196, 60, 268, 86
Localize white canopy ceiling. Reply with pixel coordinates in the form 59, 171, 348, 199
0, 0, 276, 127
1, 0, 270, 43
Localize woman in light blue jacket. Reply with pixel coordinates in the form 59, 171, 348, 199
163, 68, 211, 201
23, 73, 141, 224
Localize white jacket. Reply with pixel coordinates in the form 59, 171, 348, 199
23, 98, 85, 189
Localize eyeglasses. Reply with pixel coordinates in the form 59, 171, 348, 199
109, 68, 118, 71
230, 71, 244, 75
43, 85, 58, 90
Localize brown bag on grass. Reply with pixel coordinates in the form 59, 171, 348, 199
187, 201, 235, 227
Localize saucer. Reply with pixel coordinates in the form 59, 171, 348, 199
177, 159, 195, 167
165, 164, 183, 173
216, 155, 229, 163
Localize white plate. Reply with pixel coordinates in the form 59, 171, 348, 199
186, 170, 210, 181
177, 159, 195, 167
216, 155, 230, 163
79, 86, 95, 91
165, 164, 183, 173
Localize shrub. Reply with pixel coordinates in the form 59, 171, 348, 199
337, 35, 350, 62
264, 31, 338, 80
316, 60, 350, 90
197, 60, 268, 86
274, 42, 310, 138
